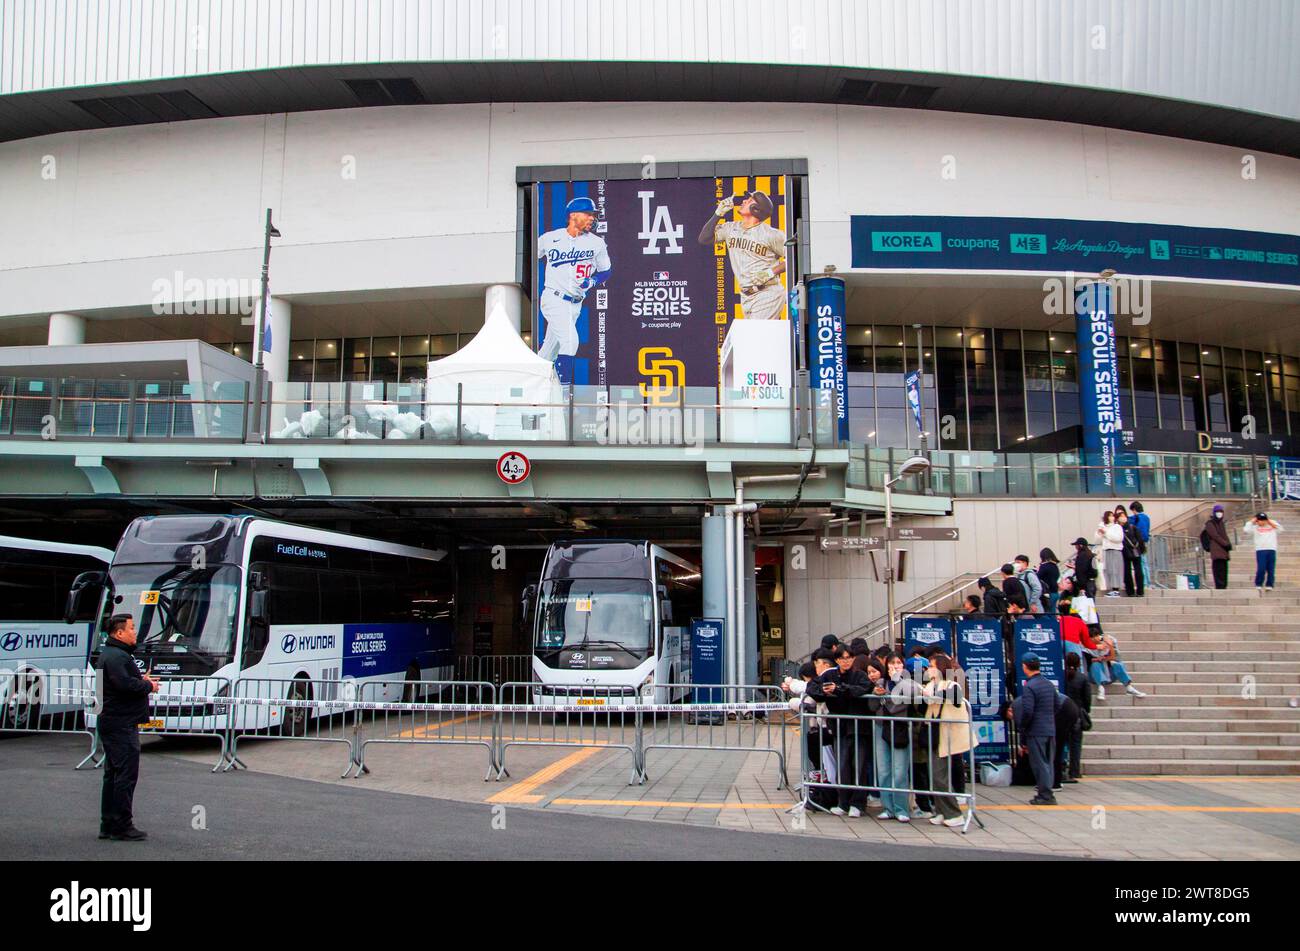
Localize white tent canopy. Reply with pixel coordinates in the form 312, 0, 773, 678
425, 304, 566, 440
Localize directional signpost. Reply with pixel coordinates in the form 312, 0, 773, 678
820, 527, 959, 550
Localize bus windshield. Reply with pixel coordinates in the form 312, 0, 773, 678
535, 578, 654, 656
106, 564, 241, 663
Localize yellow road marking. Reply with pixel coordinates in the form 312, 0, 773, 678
487, 747, 603, 804
545, 798, 1300, 816
1076, 776, 1300, 783
552, 798, 789, 810
980, 804, 1300, 814
395, 712, 484, 739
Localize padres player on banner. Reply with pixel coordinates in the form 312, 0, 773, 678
697, 190, 787, 320
537, 197, 612, 367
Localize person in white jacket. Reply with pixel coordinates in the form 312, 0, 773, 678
1243, 512, 1284, 591
1095, 510, 1125, 597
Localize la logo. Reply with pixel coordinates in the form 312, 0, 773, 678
637, 190, 683, 255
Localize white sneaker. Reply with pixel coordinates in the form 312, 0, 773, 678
1096, 684, 1107, 700
929, 814, 945, 826
943, 816, 966, 828
911, 808, 933, 819
848, 807, 862, 818
1126, 685, 1147, 697
877, 811, 894, 821
896, 813, 911, 823
829, 806, 846, 816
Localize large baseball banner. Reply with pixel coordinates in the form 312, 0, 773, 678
532, 176, 791, 390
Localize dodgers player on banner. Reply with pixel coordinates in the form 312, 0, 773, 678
697, 191, 788, 320
537, 196, 612, 366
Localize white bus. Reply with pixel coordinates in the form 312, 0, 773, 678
525, 540, 702, 705
67, 515, 454, 734
0, 535, 114, 728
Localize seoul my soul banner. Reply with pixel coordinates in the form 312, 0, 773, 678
533, 176, 791, 392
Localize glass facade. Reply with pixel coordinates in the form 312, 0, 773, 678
215, 332, 476, 384
846, 326, 1300, 450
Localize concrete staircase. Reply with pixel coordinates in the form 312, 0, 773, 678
1085, 587, 1300, 775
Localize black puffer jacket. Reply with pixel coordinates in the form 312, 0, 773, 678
96, 636, 152, 728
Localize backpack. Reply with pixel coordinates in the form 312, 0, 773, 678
1200, 528, 1212, 552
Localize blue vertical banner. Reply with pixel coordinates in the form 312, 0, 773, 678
903, 615, 952, 656
905, 369, 923, 437
1075, 281, 1141, 493
1012, 616, 1065, 691
955, 618, 1008, 763
689, 618, 725, 703
806, 276, 849, 442
1075, 280, 1120, 493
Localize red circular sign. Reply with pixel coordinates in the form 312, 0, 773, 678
496, 451, 531, 485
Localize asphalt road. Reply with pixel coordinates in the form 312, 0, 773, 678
0, 734, 1062, 861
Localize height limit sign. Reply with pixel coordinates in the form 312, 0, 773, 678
496, 451, 531, 485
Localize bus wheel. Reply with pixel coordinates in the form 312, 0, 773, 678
8, 672, 41, 729
401, 663, 421, 703
283, 678, 310, 737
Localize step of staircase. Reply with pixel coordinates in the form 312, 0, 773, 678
1080, 568, 1300, 775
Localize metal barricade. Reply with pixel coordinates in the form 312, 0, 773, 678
638, 683, 791, 789
455, 654, 534, 686
496, 681, 650, 784
227, 677, 361, 777
0, 664, 98, 764
797, 699, 984, 834
354, 679, 499, 780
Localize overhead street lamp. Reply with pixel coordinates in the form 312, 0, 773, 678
884, 454, 932, 650
250, 208, 282, 441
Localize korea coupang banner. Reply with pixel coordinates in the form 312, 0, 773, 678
533, 176, 791, 390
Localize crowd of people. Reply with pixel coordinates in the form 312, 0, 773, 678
783, 638, 973, 829
787, 499, 1285, 818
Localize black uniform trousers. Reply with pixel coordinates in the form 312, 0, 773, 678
99, 723, 141, 834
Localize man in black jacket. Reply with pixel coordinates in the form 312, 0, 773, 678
807, 647, 873, 817
1009, 654, 1059, 805
96, 613, 158, 842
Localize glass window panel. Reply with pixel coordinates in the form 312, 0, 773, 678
1131, 354, 1158, 429
1203, 364, 1228, 431
1181, 361, 1208, 431
966, 332, 998, 451
314, 338, 339, 360
401, 335, 430, 357
993, 329, 1025, 446
934, 340, 968, 451
1155, 340, 1183, 429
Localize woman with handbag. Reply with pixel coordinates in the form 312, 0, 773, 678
1063, 652, 1092, 781
922, 654, 974, 828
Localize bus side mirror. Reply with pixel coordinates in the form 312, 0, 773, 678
65, 571, 106, 625
520, 585, 536, 629
249, 590, 268, 625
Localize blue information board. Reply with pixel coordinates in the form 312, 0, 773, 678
955, 618, 1008, 763
1012, 616, 1065, 692
903, 615, 953, 656
689, 618, 725, 703
850, 215, 1300, 287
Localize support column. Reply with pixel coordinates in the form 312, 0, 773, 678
48, 312, 85, 346
485, 284, 525, 332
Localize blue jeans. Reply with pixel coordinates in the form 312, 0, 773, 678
1255, 550, 1277, 588
872, 721, 911, 817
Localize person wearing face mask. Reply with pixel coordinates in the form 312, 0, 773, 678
1201, 504, 1233, 590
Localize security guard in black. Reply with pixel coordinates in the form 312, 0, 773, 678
96, 613, 158, 841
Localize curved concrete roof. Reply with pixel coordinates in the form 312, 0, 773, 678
2, 0, 1298, 154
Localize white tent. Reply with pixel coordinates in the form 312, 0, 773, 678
425, 304, 566, 440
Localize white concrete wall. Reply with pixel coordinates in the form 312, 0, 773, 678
781, 496, 1206, 659
2, 101, 1298, 320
